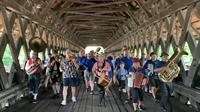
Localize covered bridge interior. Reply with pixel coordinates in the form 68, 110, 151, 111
0, 0, 200, 111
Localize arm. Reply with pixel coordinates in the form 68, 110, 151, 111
25, 59, 31, 71
103, 62, 111, 72
92, 63, 97, 76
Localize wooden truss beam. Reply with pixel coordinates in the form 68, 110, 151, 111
61, 0, 133, 11
0, 0, 83, 49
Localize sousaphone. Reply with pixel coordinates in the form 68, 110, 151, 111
29, 36, 47, 52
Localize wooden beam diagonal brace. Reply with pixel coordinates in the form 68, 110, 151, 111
61, 0, 133, 11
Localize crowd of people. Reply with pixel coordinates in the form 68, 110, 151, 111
25, 46, 174, 112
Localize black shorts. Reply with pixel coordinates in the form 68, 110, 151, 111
118, 80, 126, 90
149, 77, 160, 88
131, 88, 143, 103
51, 72, 61, 84
63, 77, 77, 87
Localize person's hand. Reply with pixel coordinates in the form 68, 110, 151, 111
127, 74, 131, 78
163, 67, 170, 73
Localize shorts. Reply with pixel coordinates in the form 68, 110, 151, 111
118, 80, 126, 90
131, 88, 143, 103
51, 71, 61, 84
63, 77, 77, 87
84, 70, 95, 81
149, 77, 160, 88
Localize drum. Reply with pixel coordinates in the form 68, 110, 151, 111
97, 75, 111, 87
133, 73, 144, 88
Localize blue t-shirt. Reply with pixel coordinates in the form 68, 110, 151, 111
77, 56, 87, 65
121, 56, 133, 72
157, 61, 166, 68
117, 68, 128, 80
144, 59, 160, 78
115, 58, 121, 70
84, 57, 96, 72
107, 59, 114, 78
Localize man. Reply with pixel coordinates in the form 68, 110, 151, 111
60, 50, 79, 105
92, 54, 111, 106
84, 51, 96, 94
144, 52, 160, 102
153, 52, 172, 112
25, 52, 43, 103
77, 50, 87, 84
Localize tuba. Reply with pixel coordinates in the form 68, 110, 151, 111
29, 36, 47, 52
158, 47, 188, 82
26, 37, 47, 75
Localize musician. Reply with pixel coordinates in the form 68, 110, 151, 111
153, 52, 172, 112
25, 52, 43, 103
144, 52, 160, 102
84, 51, 96, 94
92, 54, 111, 106
50, 55, 61, 99
129, 58, 147, 112
60, 50, 79, 105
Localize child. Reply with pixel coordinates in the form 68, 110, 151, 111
129, 58, 147, 112
116, 62, 128, 97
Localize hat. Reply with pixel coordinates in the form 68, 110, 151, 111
133, 58, 140, 63
150, 52, 156, 56
160, 52, 169, 57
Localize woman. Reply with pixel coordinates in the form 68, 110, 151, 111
60, 50, 79, 105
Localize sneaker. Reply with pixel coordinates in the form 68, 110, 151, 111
60, 100, 66, 106
154, 98, 159, 103
72, 97, 76, 103
90, 91, 94, 95
32, 99, 37, 104
124, 100, 129, 104
138, 105, 145, 111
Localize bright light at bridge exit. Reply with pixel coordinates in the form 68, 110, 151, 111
85, 46, 104, 54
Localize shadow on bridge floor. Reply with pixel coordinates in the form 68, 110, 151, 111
4, 83, 197, 112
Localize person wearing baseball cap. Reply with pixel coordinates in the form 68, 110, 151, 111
128, 58, 147, 111
153, 52, 172, 112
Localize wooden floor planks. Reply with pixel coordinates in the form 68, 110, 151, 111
4, 83, 198, 112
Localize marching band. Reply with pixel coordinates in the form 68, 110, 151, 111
25, 43, 185, 112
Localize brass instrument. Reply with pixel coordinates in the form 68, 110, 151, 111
158, 47, 188, 82
96, 47, 101, 54
29, 36, 47, 52
26, 37, 47, 75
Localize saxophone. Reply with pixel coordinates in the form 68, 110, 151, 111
158, 47, 188, 82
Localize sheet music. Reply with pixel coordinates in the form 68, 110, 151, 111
128, 72, 135, 87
